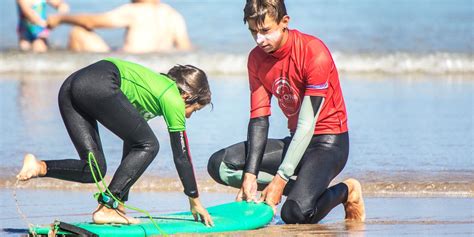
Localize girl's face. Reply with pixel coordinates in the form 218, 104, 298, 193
182, 92, 203, 118
248, 15, 289, 54
185, 103, 203, 118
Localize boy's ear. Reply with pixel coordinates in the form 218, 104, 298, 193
280, 15, 290, 28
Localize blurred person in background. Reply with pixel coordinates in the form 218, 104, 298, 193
16, 0, 69, 52
47, 0, 192, 53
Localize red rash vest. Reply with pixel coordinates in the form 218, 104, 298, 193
248, 29, 348, 134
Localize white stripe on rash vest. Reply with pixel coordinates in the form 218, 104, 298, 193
306, 81, 328, 90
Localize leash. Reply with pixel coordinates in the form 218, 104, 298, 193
87, 152, 168, 236
12, 179, 37, 236
13, 152, 168, 236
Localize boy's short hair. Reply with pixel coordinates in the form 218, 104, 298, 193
243, 0, 287, 25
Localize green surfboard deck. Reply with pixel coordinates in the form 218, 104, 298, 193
31, 202, 273, 236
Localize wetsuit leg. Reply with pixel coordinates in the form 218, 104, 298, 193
120, 142, 132, 201
44, 70, 107, 183
281, 133, 350, 224
45, 61, 159, 201
208, 137, 291, 190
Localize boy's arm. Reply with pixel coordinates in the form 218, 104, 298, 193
46, 0, 69, 13
244, 116, 269, 175
172, 10, 192, 50
17, 0, 46, 26
276, 96, 324, 181
47, 4, 132, 30
245, 54, 272, 177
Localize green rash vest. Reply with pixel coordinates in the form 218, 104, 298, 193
105, 58, 186, 132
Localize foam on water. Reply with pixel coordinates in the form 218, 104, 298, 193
0, 51, 472, 75
2, 172, 472, 197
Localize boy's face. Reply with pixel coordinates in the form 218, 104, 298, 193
248, 15, 289, 54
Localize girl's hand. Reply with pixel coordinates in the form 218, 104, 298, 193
189, 197, 214, 227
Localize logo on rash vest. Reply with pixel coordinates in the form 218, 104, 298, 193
137, 107, 155, 121
272, 77, 301, 117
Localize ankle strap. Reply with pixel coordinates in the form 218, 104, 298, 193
95, 193, 119, 209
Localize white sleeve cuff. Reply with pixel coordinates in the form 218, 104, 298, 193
277, 170, 290, 182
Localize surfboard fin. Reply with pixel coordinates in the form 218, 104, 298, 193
53, 220, 99, 237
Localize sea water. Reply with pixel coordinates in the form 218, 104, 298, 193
0, 1, 473, 236
0, 72, 472, 196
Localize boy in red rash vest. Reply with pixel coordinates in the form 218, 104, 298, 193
207, 0, 365, 224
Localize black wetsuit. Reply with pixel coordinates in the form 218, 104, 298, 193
45, 60, 198, 202
208, 102, 350, 224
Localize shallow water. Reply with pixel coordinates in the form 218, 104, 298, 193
1, 1, 473, 76
1, 189, 473, 236
0, 72, 472, 197
1, 1, 473, 235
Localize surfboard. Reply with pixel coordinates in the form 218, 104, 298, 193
31, 201, 274, 236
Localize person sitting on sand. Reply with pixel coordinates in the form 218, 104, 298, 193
207, 0, 365, 224
17, 58, 213, 226
46, 0, 192, 53
16, 0, 69, 52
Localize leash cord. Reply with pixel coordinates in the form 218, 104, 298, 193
87, 152, 168, 236
12, 179, 37, 236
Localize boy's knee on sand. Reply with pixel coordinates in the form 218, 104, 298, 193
281, 199, 310, 224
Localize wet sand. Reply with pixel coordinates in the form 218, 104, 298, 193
1, 188, 472, 236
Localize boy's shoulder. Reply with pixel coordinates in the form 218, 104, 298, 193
292, 29, 324, 48
248, 46, 268, 64
292, 30, 332, 60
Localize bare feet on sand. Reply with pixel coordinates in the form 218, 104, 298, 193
16, 154, 47, 181
92, 204, 140, 224
343, 178, 366, 222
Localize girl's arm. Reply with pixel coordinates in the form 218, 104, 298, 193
169, 130, 213, 226
169, 130, 198, 198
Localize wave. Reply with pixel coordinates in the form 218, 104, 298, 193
2, 175, 472, 197
0, 51, 472, 75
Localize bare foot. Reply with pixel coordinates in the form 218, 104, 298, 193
92, 204, 140, 224
343, 178, 366, 222
93, 202, 126, 214
16, 154, 47, 181
118, 203, 126, 214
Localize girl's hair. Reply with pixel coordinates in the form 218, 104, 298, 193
243, 0, 287, 25
167, 65, 212, 107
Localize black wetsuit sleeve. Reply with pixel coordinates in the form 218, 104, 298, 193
309, 96, 324, 116
243, 116, 269, 175
169, 131, 199, 198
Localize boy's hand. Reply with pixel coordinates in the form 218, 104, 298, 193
57, 3, 70, 14
47, 15, 62, 29
236, 173, 258, 202
258, 174, 287, 214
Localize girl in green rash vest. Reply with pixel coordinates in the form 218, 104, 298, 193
16, 58, 214, 226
